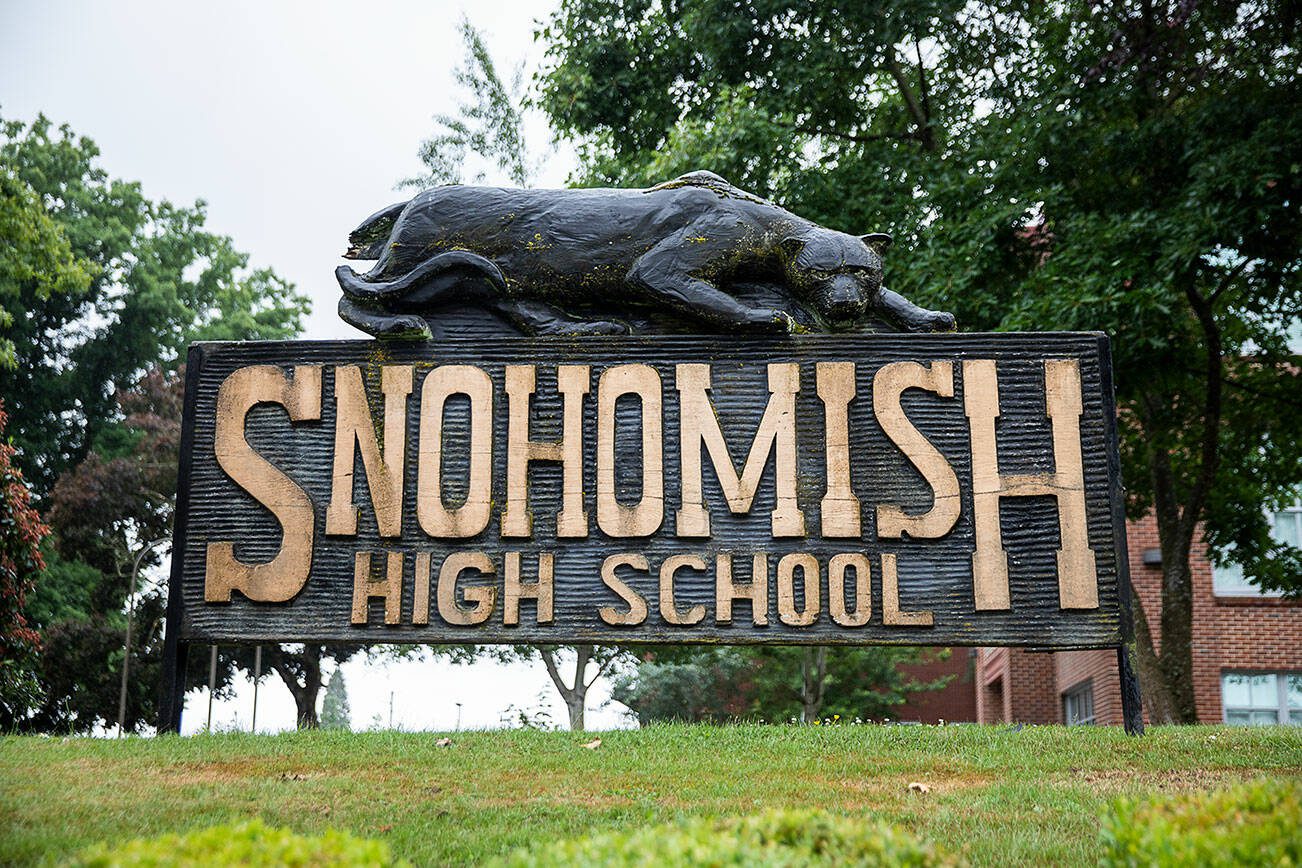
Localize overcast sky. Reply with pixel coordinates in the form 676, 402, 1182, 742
0, 0, 630, 733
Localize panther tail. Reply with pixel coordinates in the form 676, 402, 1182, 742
335, 249, 509, 304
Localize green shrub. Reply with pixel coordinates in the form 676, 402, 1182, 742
72, 819, 407, 867
1100, 778, 1301, 867
490, 809, 952, 867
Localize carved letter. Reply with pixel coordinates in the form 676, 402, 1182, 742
501, 365, 589, 538
597, 364, 664, 537
351, 550, 402, 625
418, 365, 493, 538
817, 361, 860, 537
875, 361, 960, 540
828, 552, 871, 627
715, 553, 769, 625
205, 365, 321, 603
503, 551, 554, 625
676, 363, 805, 538
325, 365, 412, 537
777, 553, 820, 626
964, 359, 1098, 610
881, 553, 933, 626
600, 553, 650, 626
437, 551, 496, 625
659, 554, 707, 625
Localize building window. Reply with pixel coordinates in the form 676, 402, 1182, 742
1221, 672, 1302, 725
1063, 681, 1095, 725
1212, 495, 1300, 597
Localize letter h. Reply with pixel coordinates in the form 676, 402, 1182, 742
963, 359, 1098, 611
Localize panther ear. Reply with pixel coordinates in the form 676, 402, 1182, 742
861, 233, 892, 254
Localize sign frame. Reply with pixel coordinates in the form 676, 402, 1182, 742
158, 334, 1143, 734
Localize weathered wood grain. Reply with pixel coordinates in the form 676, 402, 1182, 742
171, 333, 1125, 648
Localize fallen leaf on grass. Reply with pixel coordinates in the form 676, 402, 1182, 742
581, 738, 603, 750
908, 781, 931, 794
377, 824, 393, 834
436, 737, 453, 747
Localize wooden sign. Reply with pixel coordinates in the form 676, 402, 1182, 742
164, 333, 1130, 652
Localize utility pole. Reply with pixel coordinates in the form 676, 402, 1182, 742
118, 538, 166, 737
389, 691, 394, 729
206, 645, 218, 731
250, 645, 262, 733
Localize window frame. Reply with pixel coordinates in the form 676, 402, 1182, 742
1062, 679, 1096, 726
1221, 670, 1302, 726
1211, 494, 1300, 598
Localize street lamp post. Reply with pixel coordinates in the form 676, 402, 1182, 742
117, 538, 167, 737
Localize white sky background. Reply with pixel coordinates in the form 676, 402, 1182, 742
1, 0, 634, 733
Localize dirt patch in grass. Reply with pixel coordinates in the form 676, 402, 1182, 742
1063, 767, 1287, 794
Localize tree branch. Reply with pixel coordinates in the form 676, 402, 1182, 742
1208, 255, 1252, 306
539, 648, 575, 702
1179, 279, 1224, 539
884, 48, 934, 150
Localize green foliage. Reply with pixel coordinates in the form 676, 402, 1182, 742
402, 18, 532, 189
492, 809, 950, 867
1100, 779, 1302, 867
73, 819, 406, 868
536, 0, 1302, 721
0, 169, 92, 369
321, 670, 352, 731
614, 646, 948, 724
0, 113, 310, 494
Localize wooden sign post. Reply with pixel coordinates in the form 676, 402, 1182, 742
159, 333, 1142, 733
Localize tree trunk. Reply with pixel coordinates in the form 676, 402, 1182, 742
800, 647, 828, 723
269, 644, 323, 729
540, 645, 591, 731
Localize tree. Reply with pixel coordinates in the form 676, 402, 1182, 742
320, 668, 352, 730
0, 402, 49, 729
1, 112, 311, 732
0, 113, 310, 494
536, 0, 1302, 723
0, 170, 92, 370
613, 646, 948, 725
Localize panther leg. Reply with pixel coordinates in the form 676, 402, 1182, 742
489, 297, 628, 336
628, 242, 795, 332
338, 297, 431, 340
874, 287, 956, 333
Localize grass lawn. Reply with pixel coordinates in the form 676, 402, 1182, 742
1, 724, 1299, 865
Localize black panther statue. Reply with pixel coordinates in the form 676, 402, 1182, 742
335, 171, 954, 338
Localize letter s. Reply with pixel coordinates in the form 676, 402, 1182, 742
205, 365, 322, 603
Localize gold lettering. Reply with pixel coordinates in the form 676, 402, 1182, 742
881, 553, 933, 626
437, 551, 496, 625
659, 553, 707, 625
776, 553, 820, 626
676, 363, 805, 538
827, 552, 871, 627
325, 365, 412, 537
599, 553, 650, 626
817, 361, 860, 537
205, 365, 321, 603
715, 553, 769, 625
964, 358, 1098, 610
597, 364, 664, 537
875, 361, 960, 540
501, 365, 589, 538
351, 550, 402, 625
417, 365, 494, 538
503, 551, 555, 625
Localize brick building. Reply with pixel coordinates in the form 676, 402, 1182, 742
968, 510, 1302, 726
